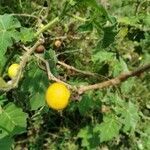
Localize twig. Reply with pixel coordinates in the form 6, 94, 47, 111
50, 35, 98, 40
34, 54, 74, 89
78, 63, 150, 94
12, 13, 38, 19
57, 61, 98, 77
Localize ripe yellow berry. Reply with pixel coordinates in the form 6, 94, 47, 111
8, 63, 20, 79
45, 82, 71, 110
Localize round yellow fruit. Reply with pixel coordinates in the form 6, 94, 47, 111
45, 82, 71, 110
8, 63, 20, 79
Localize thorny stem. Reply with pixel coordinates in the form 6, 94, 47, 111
34, 17, 59, 37
12, 13, 38, 19
34, 54, 73, 89
70, 14, 89, 22
57, 61, 98, 77
78, 63, 150, 94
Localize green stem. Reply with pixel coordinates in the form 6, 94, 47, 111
34, 17, 59, 37
70, 14, 88, 22
56, 49, 82, 56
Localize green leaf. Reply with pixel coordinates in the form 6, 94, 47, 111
117, 27, 128, 40
29, 70, 49, 110
77, 22, 93, 32
121, 78, 135, 94
0, 103, 28, 138
77, 126, 92, 148
78, 91, 102, 116
78, 93, 95, 116
116, 101, 139, 132
112, 58, 129, 76
142, 53, 150, 64
104, 92, 125, 107
0, 93, 7, 106
22, 62, 49, 110
0, 14, 20, 29
143, 137, 150, 150
141, 125, 150, 149
0, 14, 21, 68
94, 115, 121, 142
143, 15, 150, 26
118, 16, 139, 27
20, 27, 35, 43
0, 136, 13, 150
79, 0, 110, 21
101, 25, 118, 48
92, 51, 115, 63
44, 49, 58, 75
77, 126, 100, 149
45, 49, 57, 63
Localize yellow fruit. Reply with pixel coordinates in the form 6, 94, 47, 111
45, 82, 71, 110
8, 63, 20, 79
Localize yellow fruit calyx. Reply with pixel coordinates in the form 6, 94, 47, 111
45, 82, 71, 110
8, 63, 20, 79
